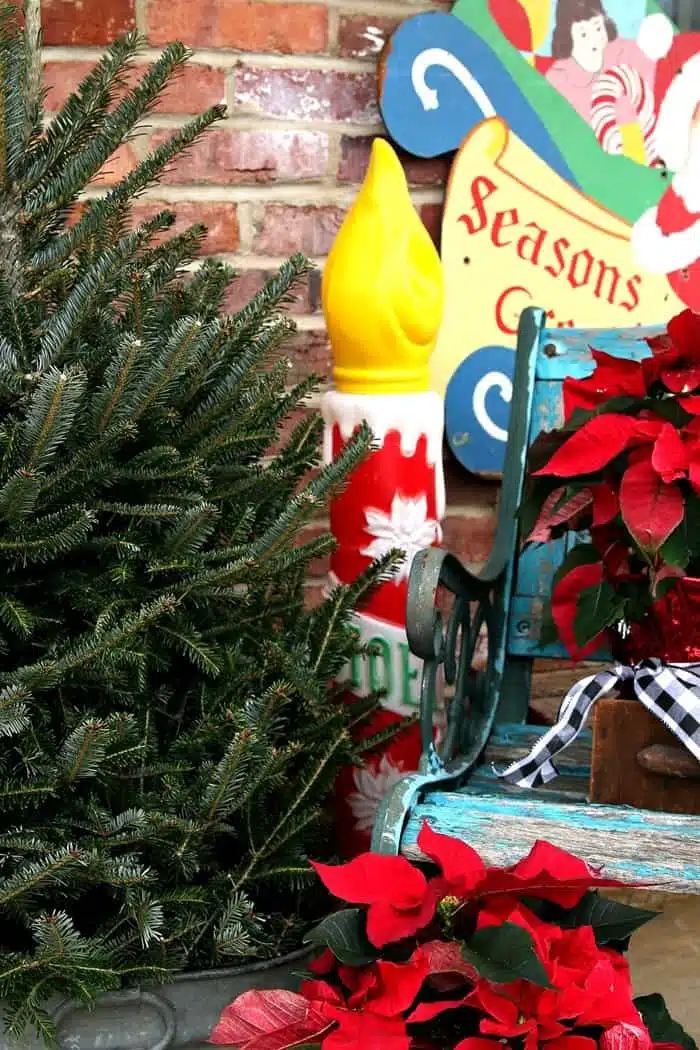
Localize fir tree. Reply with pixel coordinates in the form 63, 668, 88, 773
0, 6, 399, 1039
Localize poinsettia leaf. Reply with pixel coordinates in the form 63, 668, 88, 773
552, 563, 612, 659
304, 908, 378, 966
620, 459, 685, 552
559, 891, 658, 945
565, 396, 645, 432
527, 486, 593, 544
649, 396, 693, 426
210, 990, 330, 1050
527, 430, 575, 474
635, 993, 698, 1050
551, 542, 602, 586
652, 562, 685, 600
660, 519, 691, 570
684, 490, 700, 561
573, 580, 625, 649
418, 940, 477, 980
591, 482, 620, 527
461, 922, 552, 988
535, 414, 637, 478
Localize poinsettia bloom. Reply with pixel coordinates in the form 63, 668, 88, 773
535, 415, 639, 478
563, 349, 647, 420
308, 949, 336, 976
456, 1038, 597, 1050
321, 1010, 410, 1050
591, 482, 620, 527
547, 925, 607, 989
475, 897, 560, 964
466, 979, 568, 1049
333, 956, 428, 1016
403, 941, 478, 1023
417, 821, 486, 893
210, 988, 331, 1050
310, 853, 440, 947
644, 309, 700, 394
601, 1022, 653, 1050
551, 561, 609, 661
651, 423, 689, 483
419, 825, 622, 907
300, 977, 415, 1050
555, 951, 641, 1031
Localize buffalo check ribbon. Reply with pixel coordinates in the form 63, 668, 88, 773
497, 659, 700, 789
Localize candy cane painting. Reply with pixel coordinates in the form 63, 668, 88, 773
378, 0, 700, 476
543, 0, 672, 164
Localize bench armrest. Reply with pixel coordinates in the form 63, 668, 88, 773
406, 546, 508, 777
371, 547, 508, 857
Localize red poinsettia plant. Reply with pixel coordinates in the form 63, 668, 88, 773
209, 826, 694, 1050
518, 309, 700, 659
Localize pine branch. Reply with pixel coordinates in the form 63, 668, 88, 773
29, 105, 226, 270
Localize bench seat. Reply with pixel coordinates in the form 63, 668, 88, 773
401, 726, 700, 892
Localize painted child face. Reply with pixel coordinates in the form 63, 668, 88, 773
570, 14, 608, 73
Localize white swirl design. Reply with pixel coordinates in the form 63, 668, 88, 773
411, 47, 496, 116
473, 370, 512, 443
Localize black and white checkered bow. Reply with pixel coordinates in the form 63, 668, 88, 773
498, 659, 700, 789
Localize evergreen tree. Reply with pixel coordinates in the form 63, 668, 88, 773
0, 6, 398, 1039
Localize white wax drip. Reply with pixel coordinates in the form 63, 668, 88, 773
320, 391, 446, 520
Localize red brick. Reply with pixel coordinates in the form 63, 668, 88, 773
130, 201, 239, 255
151, 128, 329, 184
294, 523, 333, 577
43, 61, 225, 115
287, 329, 332, 383
337, 135, 451, 185
224, 269, 321, 315
235, 67, 378, 125
337, 14, 398, 58
420, 204, 443, 249
41, 0, 135, 45
148, 0, 328, 52
268, 404, 319, 454
444, 460, 500, 509
253, 205, 345, 257
303, 582, 326, 610
441, 511, 497, 569
92, 142, 140, 187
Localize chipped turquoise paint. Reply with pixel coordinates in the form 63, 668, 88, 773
371, 307, 700, 882
402, 792, 700, 889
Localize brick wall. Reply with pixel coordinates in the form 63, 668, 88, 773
40, 0, 499, 600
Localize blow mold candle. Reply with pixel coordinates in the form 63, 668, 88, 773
320, 138, 447, 856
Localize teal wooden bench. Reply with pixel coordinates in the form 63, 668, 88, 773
371, 306, 700, 891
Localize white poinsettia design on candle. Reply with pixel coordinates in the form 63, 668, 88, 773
347, 753, 406, 833
361, 493, 439, 581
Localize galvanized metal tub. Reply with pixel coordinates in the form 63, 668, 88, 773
1, 948, 311, 1050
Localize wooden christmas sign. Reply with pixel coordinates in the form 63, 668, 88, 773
379, 0, 700, 475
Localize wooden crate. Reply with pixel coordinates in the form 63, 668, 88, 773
590, 697, 700, 816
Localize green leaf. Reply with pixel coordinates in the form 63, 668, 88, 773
659, 518, 690, 571
304, 908, 378, 966
668, 489, 700, 568
635, 993, 698, 1050
462, 922, 552, 988
560, 892, 658, 945
552, 542, 601, 589
573, 579, 625, 648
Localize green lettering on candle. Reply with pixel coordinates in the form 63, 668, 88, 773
399, 642, 419, 707
368, 636, 392, 695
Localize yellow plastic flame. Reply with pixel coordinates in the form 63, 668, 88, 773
322, 139, 444, 395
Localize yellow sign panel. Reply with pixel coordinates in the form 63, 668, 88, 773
431, 117, 682, 398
